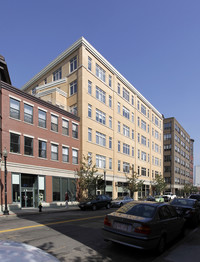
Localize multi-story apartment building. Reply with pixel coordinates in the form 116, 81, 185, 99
190, 139, 194, 185
22, 37, 163, 199
194, 166, 200, 188
0, 55, 80, 210
163, 117, 193, 195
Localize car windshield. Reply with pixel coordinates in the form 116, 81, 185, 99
117, 203, 156, 218
172, 199, 195, 206
114, 197, 124, 200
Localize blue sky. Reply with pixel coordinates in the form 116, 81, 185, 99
1, 0, 200, 164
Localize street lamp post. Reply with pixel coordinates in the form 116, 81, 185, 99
104, 168, 106, 195
3, 148, 9, 215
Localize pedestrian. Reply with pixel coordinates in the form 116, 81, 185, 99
65, 192, 69, 208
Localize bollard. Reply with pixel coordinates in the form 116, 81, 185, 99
38, 203, 42, 212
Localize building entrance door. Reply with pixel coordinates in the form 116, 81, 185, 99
21, 188, 34, 208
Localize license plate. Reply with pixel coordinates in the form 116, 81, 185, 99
113, 222, 132, 232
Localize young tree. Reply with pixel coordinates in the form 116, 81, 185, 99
75, 155, 103, 200
183, 184, 192, 197
125, 166, 144, 198
152, 174, 167, 195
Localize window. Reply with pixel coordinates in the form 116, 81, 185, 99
39, 140, 46, 158
10, 133, 20, 153
24, 136, 33, 156
72, 123, 78, 138
88, 80, 92, 95
96, 86, 105, 103
118, 160, 121, 171
118, 102, 121, 113
138, 117, 140, 127
72, 149, 78, 164
62, 146, 69, 162
88, 57, 92, 71
155, 143, 159, 153
138, 133, 140, 143
10, 98, 20, 119
70, 80, 77, 95
141, 120, 146, 131
109, 137, 112, 149
123, 88, 129, 102
12, 174, 20, 203
138, 149, 140, 159
132, 147, 134, 157
132, 129, 134, 140
24, 104, 33, 124
96, 131, 106, 147
51, 115, 58, 132
96, 109, 106, 125
137, 100, 140, 110
123, 106, 130, 119
70, 104, 77, 116
70, 56, 77, 72
118, 121, 121, 133
109, 158, 112, 169
38, 109, 46, 128
123, 124, 130, 137
132, 95, 134, 105
96, 64, 105, 82
141, 167, 146, 176
141, 135, 146, 146
123, 143, 130, 155
118, 141, 121, 152
109, 75, 112, 88
51, 144, 58, 160
109, 95, 112, 108
164, 134, 171, 140
118, 83, 120, 94
53, 67, 62, 81
155, 116, 159, 126
88, 104, 92, 118
164, 122, 171, 130
141, 104, 146, 116
141, 151, 146, 161
96, 154, 106, 168
88, 128, 92, 142
132, 112, 134, 123
32, 87, 36, 95
109, 116, 112, 128
123, 162, 130, 173
62, 119, 69, 136
44, 78, 47, 84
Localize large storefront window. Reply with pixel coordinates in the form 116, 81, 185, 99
39, 176, 45, 202
53, 177, 76, 201
138, 184, 150, 199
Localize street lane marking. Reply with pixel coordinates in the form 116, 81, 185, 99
0, 215, 105, 234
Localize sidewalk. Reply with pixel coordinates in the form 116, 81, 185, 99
153, 226, 200, 262
0, 205, 79, 217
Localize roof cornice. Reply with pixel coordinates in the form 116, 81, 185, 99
21, 36, 162, 118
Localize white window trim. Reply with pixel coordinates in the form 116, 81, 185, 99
72, 147, 79, 151
50, 112, 59, 117
62, 144, 70, 148
9, 130, 21, 135
9, 95, 21, 102
38, 138, 47, 142
50, 141, 59, 145
72, 121, 79, 125
23, 101, 34, 107
23, 134, 34, 139
38, 107, 47, 112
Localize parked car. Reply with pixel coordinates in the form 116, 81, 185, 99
0, 241, 59, 262
145, 196, 155, 201
189, 194, 200, 202
78, 194, 111, 211
154, 195, 165, 202
170, 198, 200, 227
111, 196, 133, 207
164, 192, 176, 200
102, 201, 185, 254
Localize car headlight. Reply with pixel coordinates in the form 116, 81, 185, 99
86, 202, 91, 205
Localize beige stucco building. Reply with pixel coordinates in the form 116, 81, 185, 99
22, 37, 163, 199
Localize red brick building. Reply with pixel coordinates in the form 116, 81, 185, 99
0, 55, 80, 210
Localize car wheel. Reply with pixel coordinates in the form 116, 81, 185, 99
120, 203, 123, 207
157, 236, 166, 255
106, 203, 111, 209
92, 205, 97, 211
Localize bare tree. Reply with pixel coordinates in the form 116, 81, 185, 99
125, 166, 144, 198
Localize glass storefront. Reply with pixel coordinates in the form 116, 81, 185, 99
53, 177, 76, 201
12, 173, 45, 208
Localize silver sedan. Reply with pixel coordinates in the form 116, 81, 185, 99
111, 196, 133, 207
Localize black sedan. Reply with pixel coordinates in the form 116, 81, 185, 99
102, 201, 185, 254
170, 198, 200, 227
78, 194, 111, 211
